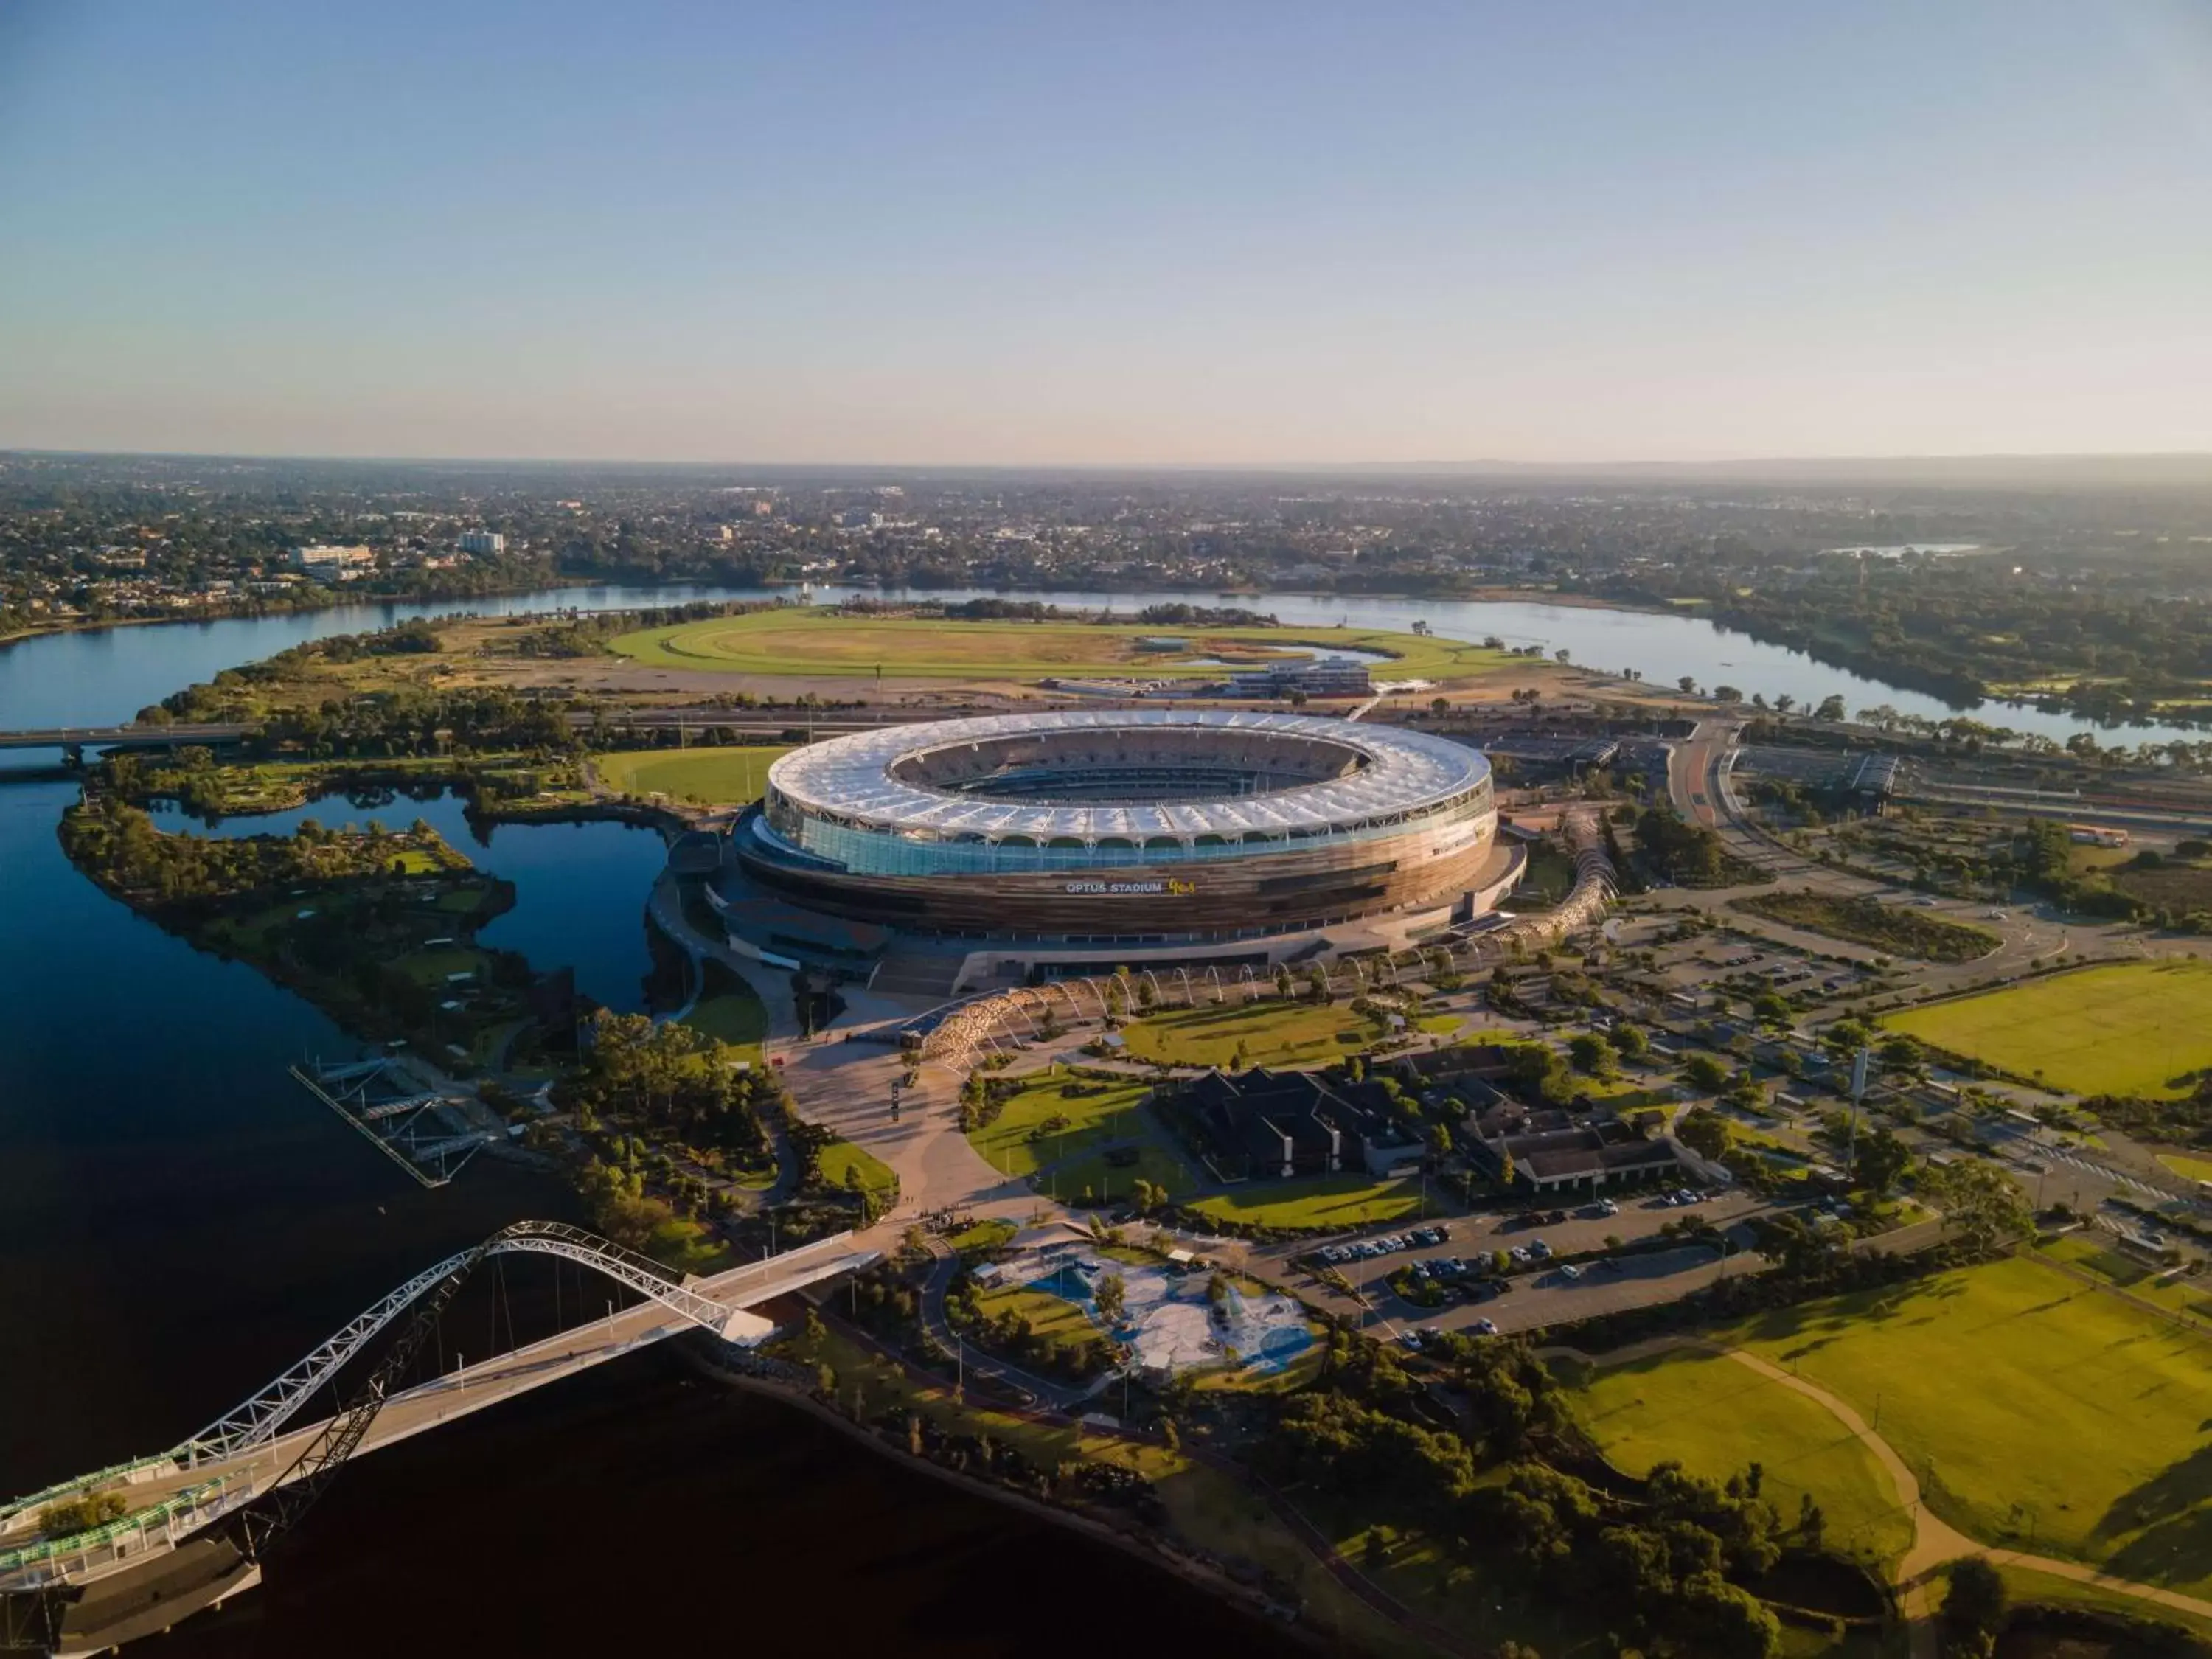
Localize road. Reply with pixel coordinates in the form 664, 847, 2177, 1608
1657, 716, 2174, 1002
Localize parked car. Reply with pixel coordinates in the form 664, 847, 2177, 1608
1472, 1318, 1499, 1335
1559, 1263, 1584, 1281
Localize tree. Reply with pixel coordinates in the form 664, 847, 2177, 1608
1612, 1023, 1649, 1062
1795, 1492, 1826, 1548
1941, 1557, 2006, 1656
1677, 1107, 1732, 1161
1854, 1126, 1912, 1196
1815, 694, 1848, 721
1821, 1018, 1873, 1068
1093, 1271, 1127, 1327
1568, 1032, 1617, 1077
1682, 1053, 1730, 1093
1920, 1158, 2033, 1248
1678, 675, 1699, 695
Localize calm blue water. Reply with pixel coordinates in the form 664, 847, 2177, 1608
0, 582, 769, 731
1, 579, 2191, 746
0, 597, 1301, 1651
150, 789, 672, 1014
0, 781, 576, 1486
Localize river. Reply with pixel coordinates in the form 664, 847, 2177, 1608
0, 689, 1296, 1652
1, 578, 2197, 748
0, 575, 2154, 1653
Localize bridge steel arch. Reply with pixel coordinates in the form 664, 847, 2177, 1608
5, 1220, 832, 1557
178, 1220, 769, 1467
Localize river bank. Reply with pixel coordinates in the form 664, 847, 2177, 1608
7, 577, 2204, 748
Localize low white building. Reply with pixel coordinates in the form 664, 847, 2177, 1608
291, 543, 376, 577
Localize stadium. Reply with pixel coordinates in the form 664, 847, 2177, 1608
713, 709, 1510, 986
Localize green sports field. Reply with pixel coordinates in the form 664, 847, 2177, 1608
1882, 958, 2212, 1096
1567, 1349, 1916, 1566
592, 745, 792, 804
1730, 1254, 2212, 1590
608, 608, 1505, 683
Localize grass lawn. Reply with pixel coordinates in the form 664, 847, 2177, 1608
947, 1218, 1016, 1254
1048, 1140, 1202, 1206
678, 959, 770, 1062
608, 608, 1505, 684
1120, 999, 1381, 1069
1190, 1172, 1430, 1231
1883, 959, 2212, 1096
963, 1068, 1153, 1180
592, 745, 792, 805
2036, 1234, 2212, 1324
816, 1137, 897, 1199
2157, 1150, 2212, 1184
395, 945, 488, 986
643, 1211, 731, 1274
972, 1284, 1102, 1360
1994, 1562, 2212, 1643
1728, 1254, 2212, 1590
1564, 1349, 1916, 1567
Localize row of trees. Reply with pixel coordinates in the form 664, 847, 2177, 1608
1267, 1328, 1788, 1657
557, 1011, 778, 1161
60, 798, 462, 910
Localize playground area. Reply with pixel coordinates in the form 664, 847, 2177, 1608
978, 1244, 1316, 1380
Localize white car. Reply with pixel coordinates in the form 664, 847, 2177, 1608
1559, 1263, 1584, 1281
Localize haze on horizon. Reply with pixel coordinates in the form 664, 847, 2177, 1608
2, 0, 2208, 469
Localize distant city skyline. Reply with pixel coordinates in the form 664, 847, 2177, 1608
2, 0, 2208, 465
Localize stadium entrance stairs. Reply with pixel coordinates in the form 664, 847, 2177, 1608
868, 940, 971, 1001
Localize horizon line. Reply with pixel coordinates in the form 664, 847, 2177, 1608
4, 445, 2212, 478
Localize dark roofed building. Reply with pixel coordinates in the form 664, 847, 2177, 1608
1467, 1115, 1681, 1194
1178, 1067, 1422, 1181
1389, 1041, 1521, 1090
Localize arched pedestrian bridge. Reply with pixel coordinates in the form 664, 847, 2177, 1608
0, 1222, 877, 1655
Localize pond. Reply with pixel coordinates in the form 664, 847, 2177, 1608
148, 787, 673, 1013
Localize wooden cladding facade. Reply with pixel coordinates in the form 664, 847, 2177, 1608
736, 814, 1497, 939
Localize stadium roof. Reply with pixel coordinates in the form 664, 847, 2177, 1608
767, 709, 1488, 842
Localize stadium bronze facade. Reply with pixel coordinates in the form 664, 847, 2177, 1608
729, 710, 1497, 944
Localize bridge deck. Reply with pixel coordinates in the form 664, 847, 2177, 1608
1, 1238, 877, 1591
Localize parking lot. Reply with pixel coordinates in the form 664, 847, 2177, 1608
1250, 1185, 1770, 1343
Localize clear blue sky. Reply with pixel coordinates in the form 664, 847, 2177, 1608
2, 0, 2208, 465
